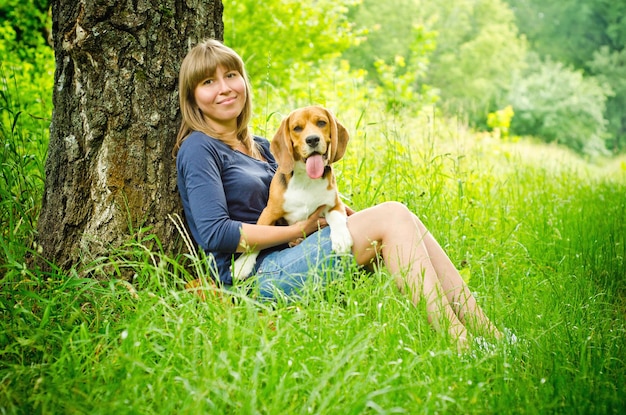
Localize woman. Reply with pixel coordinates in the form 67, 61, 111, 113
174, 39, 502, 349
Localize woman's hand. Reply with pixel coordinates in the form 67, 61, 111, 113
289, 205, 353, 246
293, 205, 328, 239
288, 237, 305, 248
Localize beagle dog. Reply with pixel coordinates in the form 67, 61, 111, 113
233, 105, 353, 280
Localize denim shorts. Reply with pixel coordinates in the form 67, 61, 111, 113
239, 226, 353, 301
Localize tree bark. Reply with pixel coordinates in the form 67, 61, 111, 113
38, 0, 223, 270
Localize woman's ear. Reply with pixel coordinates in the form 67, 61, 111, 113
327, 109, 350, 163
270, 115, 295, 173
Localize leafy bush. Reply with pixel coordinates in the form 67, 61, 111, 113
372, 25, 439, 113
589, 46, 626, 152
487, 105, 514, 139
508, 57, 611, 156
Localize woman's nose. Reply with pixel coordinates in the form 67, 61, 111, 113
217, 78, 231, 93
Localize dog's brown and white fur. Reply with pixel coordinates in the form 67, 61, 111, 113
233, 106, 353, 280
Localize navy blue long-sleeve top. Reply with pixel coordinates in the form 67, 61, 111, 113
176, 131, 284, 285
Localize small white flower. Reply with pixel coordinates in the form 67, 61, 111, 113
120, 330, 128, 340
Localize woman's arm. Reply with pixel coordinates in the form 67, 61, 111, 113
237, 205, 328, 252
179, 136, 244, 254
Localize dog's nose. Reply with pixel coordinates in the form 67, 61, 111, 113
305, 135, 320, 147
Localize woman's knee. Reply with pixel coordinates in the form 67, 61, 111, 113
376, 201, 429, 239
379, 201, 415, 223
348, 201, 416, 240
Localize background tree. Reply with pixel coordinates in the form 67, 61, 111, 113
342, 0, 527, 126
507, 56, 610, 156
589, 47, 626, 152
341, 0, 422, 82
419, 0, 527, 124
223, 0, 356, 83
37, 0, 224, 270
505, 0, 626, 151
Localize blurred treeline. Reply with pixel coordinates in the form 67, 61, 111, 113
2, 0, 624, 156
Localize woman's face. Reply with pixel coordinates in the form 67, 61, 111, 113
194, 64, 247, 133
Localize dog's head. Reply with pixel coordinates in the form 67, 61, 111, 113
271, 106, 349, 176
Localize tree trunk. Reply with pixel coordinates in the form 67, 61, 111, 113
38, 0, 223, 270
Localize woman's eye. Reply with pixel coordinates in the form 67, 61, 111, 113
202, 79, 213, 85
316, 120, 327, 128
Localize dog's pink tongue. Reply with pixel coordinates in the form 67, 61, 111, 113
306, 154, 324, 179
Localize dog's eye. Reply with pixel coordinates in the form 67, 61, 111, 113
316, 120, 327, 128
293, 126, 303, 132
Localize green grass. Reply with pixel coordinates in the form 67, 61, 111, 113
1, 78, 626, 414
1, 70, 48, 274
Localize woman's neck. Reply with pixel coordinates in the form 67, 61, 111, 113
215, 130, 248, 154
217, 130, 238, 142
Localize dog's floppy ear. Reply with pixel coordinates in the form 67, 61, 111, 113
327, 108, 350, 163
270, 114, 295, 173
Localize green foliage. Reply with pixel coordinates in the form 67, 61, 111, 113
0, 0, 53, 134
342, 0, 423, 80
487, 105, 514, 139
222, 0, 371, 132
372, 25, 439, 113
507, 57, 611, 155
223, 0, 358, 90
0, 0, 51, 62
342, 0, 527, 125
589, 47, 626, 152
420, 0, 527, 123
504, 0, 626, 153
504, 0, 625, 69
0, 2, 52, 271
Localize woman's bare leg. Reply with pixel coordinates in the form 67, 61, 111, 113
411, 214, 502, 340
347, 202, 473, 347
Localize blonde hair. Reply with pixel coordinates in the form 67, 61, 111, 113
173, 39, 260, 159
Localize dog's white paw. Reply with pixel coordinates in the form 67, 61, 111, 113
232, 251, 259, 280
331, 226, 353, 254
326, 210, 353, 254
